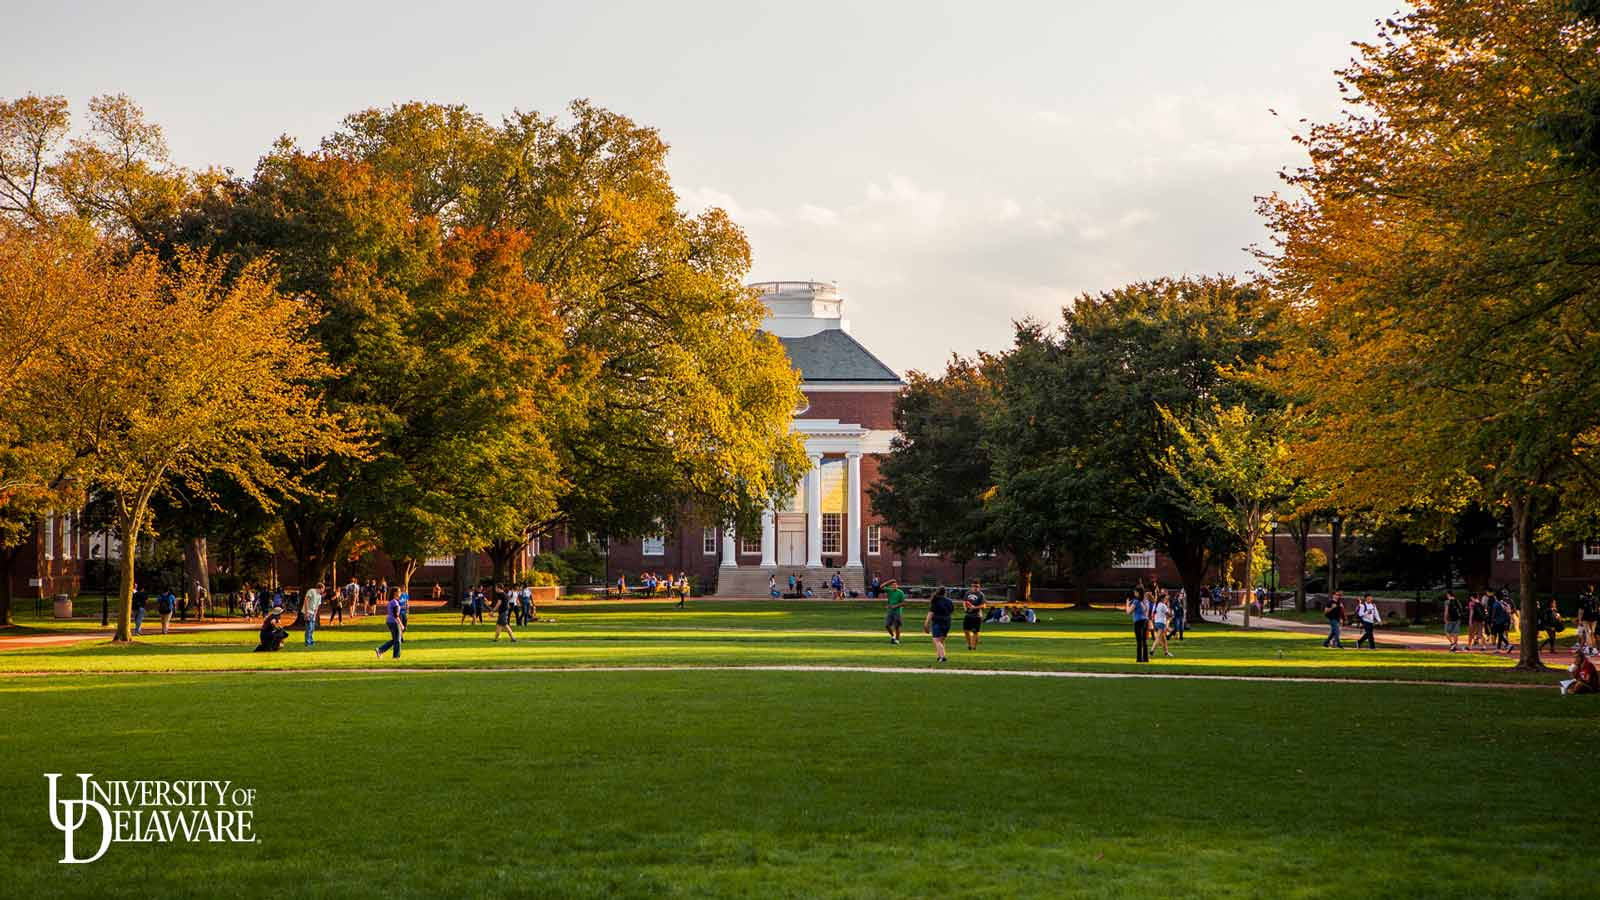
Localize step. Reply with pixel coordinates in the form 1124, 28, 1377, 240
715, 566, 867, 597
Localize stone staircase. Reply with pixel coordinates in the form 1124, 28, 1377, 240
715, 566, 868, 598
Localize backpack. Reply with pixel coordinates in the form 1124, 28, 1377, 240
1447, 597, 1464, 622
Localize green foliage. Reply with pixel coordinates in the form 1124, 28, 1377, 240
531, 542, 604, 585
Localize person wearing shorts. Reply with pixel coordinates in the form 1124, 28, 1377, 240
926, 588, 954, 663
494, 587, 518, 643
1442, 592, 1462, 652
961, 581, 986, 651
883, 580, 905, 645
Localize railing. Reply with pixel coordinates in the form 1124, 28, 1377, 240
750, 280, 838, 296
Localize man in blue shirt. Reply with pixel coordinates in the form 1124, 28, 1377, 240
1126, 590, 1150, 662
158, 589, 176, 634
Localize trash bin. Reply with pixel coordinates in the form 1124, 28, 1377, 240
53, 594, 72, 619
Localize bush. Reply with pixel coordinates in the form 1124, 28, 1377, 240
532, 543, 604, 584
527, 570, 558, 587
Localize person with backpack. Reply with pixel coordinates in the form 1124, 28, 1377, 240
1579, 586, 1600, 657
1539, 597, 1562, 654
1322, 592, 1345, 649
1442, 592, 1462, 652
1355, 594, 1381, 650
157, 588, 176, 634
1467, 592, 1488, 650
1491, 594, 1514, 653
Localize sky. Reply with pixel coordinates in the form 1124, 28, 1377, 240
5, 0, 1400, 374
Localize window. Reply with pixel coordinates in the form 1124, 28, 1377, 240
919, 547, 941, 558
821, 513, 842, 555
63, 514, 73, 560
43, 514, 54, 561
740, 533, 761, 555
642, 536, 665, 556
1583, 539, 1600, 561
1116, 550, 1156, 569
423, 555, 454, 568
867, 525, 881, 556
703, 528, 718, 555
1497, 539, 1519, 561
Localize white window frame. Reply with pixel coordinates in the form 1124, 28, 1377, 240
642, 536, 665, 556
43, 514, 54, 561
423, 555, 454, 568
702, 528, 718, 555
63, 514, 73, 561
740, 532, 761, 555
919, 548, 941, 558
1498, 539, 1519, 561
821, 513, 842, 555
1116, 550, 1156, 569
867, 524, 881, 556
1583, 539, 1600, 561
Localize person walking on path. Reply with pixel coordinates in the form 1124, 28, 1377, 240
925, 587, 954, 662
1579, 586, 1600, 656
493, 586, 519, 643
1540, 598, 1562, 654
327, 581, 343, 626
676, 572, 689, 609
1322, 592, 1345, 649
1152, 591, 1174, 658
131, 585, 147, 636
1491, 593, 1514, 653
302, 582, 323, 647
1443, 592, 1463, 652
1355, 595, 1380, 650
375, 591, 405, 659
158, 588, 176, 635
961, 581, 986, 651
1126, 590, 1150, 662
1170, 589, 1186, 641
883, 579, 906, 645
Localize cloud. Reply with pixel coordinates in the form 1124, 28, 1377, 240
796, 203, 839, 226
679, 186, 780, 226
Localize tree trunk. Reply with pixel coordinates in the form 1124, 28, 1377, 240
113, 513, 139, 642
1241, 528, 1255, 629
1295, 519, 1310, 612
0, 544, 16, 627
183, 537, 209, 620
453, 551, 479, 606
1171, 541, 1207, 624
1329, 518, 1342, 595
1072, 572, 1091, 609
1510, 497, 1545, 670
399, 558, 418, 596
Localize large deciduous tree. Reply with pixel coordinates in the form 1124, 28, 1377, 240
1258, 0, 1600, 668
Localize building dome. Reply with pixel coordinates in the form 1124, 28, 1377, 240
751, 280, 849, 338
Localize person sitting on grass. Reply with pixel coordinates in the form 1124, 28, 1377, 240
253, 606, 288, 652
1560, 646, 1599, 695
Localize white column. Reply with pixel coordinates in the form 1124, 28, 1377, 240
846, 451, 863, 568
805, 453, 823, 568
721, 528, 738, 568
759, 509, 776, 568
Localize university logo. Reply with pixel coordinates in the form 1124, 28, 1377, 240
44, 773, 258, 864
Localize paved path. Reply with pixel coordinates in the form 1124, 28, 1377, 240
0, 662, 1547, 690
1203, 609, 1475, 652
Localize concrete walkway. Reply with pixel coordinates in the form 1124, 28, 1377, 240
1203, 609, 1496, 653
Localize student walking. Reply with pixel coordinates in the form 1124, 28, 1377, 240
1126, 590, 1150, 662
494, 589, 518, 643
158, 588, 176, 634
131, 585, 147, 636
1170, 589, 1186, 641
1442, 592, 1463, 652
327, 581, 344, 625
1540, 598, 1562, 654
831, 571, 844, 601
375, 591, 405, 659
303, 582, 323, 647
1152, 591, 1174, 657
1322, 592, 1345, 649
1491, 594, 1513, 653
883, 579, 905, 644
926, 587, 954, 663
961, 581, 986, 651
676, 572, 689, 609
1355, 595, 1380, 650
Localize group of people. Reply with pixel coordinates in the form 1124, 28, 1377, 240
1125, 582, 1185, 662
1438, 589, 1521, 653
767, 571, 852, 600
1318, 592, 1384, 650
460, 583, 543, 639
617, 572, 691, 607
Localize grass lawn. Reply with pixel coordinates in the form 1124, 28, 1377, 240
1, 670, 1590, 898
0, 602, 1575, 685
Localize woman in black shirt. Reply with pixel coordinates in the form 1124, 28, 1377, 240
962, 582, 986, 651
926, 588, 954, 663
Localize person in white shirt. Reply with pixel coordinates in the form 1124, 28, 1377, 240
302, 583, 324, 648
1152, 590, 1174, 658
1355, 595, 1381, 650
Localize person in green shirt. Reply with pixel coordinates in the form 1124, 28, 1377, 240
883, 580, 906, 645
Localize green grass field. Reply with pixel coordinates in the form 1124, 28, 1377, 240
2, 602, 1592, 898
0, 602, 1571, 684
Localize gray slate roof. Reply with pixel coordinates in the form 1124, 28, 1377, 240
775, 329, 902, 383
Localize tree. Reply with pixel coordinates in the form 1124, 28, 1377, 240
1259, 0, 1600, 668
7, 242, 351, 640
1159, 404, 1296, 627
321, 101, 808, 544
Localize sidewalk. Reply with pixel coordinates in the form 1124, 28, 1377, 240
1206, 609, 1466, 652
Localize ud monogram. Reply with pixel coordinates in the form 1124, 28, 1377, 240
45, 773, 114, 864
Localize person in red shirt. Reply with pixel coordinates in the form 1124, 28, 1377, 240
1560, 647, 1599, 695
